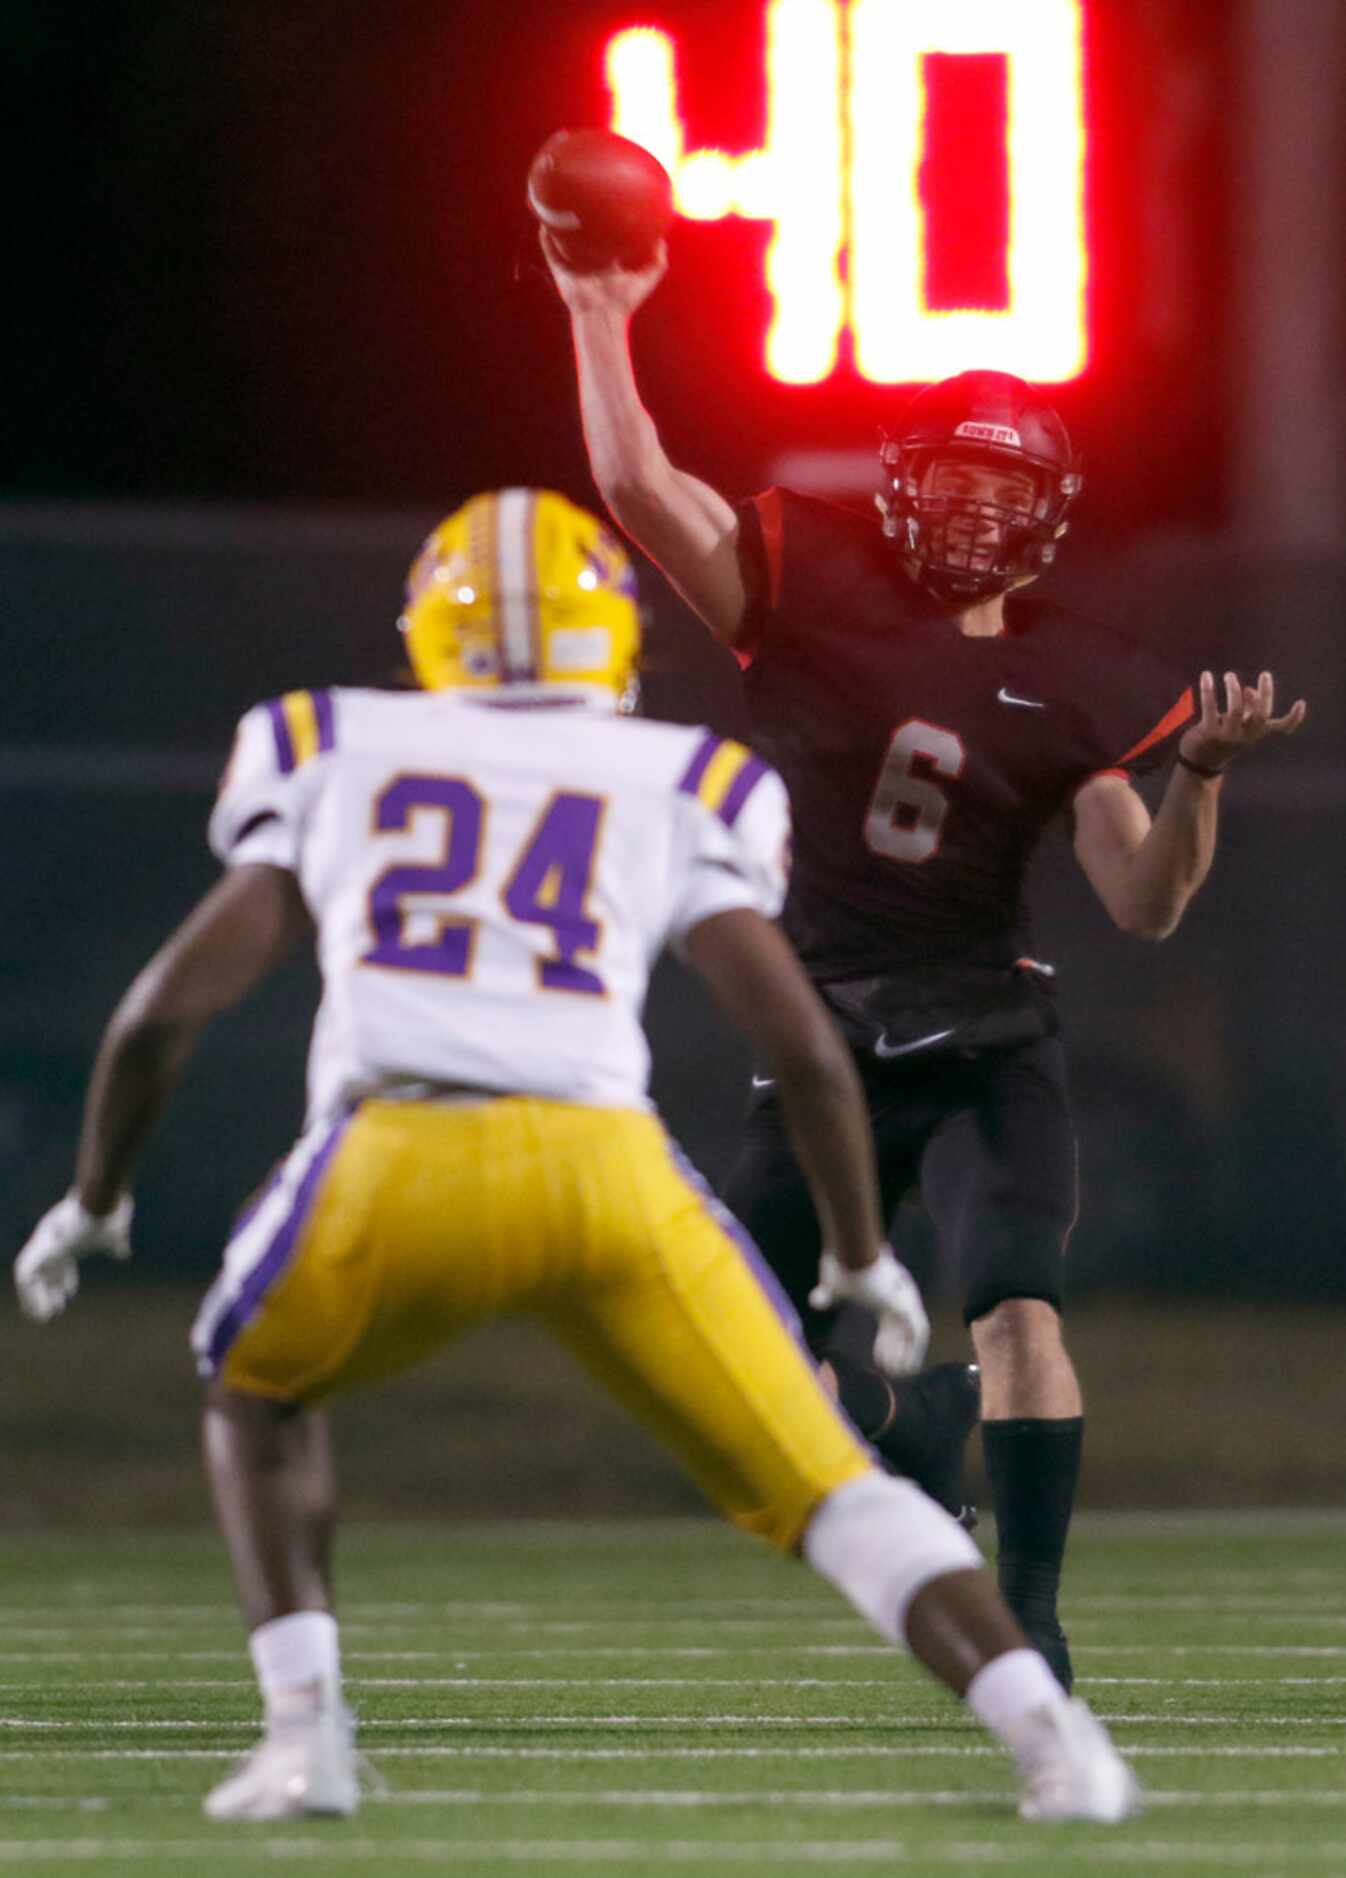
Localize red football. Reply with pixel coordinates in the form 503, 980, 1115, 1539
528, 128, 674, 272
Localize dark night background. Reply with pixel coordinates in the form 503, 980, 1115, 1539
11, 0, 1238, 521
3, 0, 1344, 1327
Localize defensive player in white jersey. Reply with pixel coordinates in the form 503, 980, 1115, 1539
14, 490, 1137, 1826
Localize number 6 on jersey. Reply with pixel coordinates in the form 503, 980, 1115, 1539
864, 719, 965, 864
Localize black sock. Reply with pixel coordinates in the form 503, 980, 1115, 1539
982, 1416, 1083, 1686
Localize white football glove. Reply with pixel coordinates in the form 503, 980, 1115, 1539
14, 1192, 134, 1323
809, 1245, 931, 1377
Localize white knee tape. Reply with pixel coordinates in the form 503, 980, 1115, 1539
802, 1470, 983, 1645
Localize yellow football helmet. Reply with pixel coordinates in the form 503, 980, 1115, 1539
400, 488, 641, 709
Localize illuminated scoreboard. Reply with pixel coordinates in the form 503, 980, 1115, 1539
604, 0, 1088, 385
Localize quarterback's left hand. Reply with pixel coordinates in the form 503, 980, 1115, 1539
14, 1192, 134, 1323
1180, 669, 1307, 772
810, 1246, 931, 1377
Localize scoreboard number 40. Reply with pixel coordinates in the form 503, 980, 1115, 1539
605, 0, 1088, 386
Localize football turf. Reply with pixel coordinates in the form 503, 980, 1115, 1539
0, 1515, 1342, 1877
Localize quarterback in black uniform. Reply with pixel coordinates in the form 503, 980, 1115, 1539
544, 235, 1306, 1688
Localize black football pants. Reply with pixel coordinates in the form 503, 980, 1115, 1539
720, 1036, 1078, 1353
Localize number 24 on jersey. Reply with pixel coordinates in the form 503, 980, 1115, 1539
362, 773, 606, 995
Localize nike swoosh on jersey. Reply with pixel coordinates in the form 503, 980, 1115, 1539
874, 1027, 956, 1059
751, 1074, 775, 1089
997, 687, 1046, 709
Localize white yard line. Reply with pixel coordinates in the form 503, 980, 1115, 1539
2, 1787, 1345, 1810
0, 1576, 1337, 1620
2, 1710, 1343, 1731
1078, 1645, 1346, 1658
0, 1601, 840, 1622
0, 1716, 976, 1731
2, 1837, 1346, 1865
1099, 1715, 1346, 1728
1082, 1676, 1346, 1686
2, 1595, 1342, 1621
377, 1786, 1346, 1809
5, 1642, 1346, 1667
0, 1619, 881, 1640
3, 1615, 1343, 1646
4, 1672, 1346, 1693
0, 1742, 1341, 1763
1069, 1597, 1346, 1614
0, 1690, 908, 1705
0, 1799, 107, 1810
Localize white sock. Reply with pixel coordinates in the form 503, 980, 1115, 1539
249, 1611, 341, 1721
803, 1469, 983, 1643
967, 1647, 1069, 1758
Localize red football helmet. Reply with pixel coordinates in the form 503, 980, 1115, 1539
878, 371, 1083, 603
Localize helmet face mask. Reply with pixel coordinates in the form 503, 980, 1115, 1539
399, 488, 642, 710
877, 371, 1082, 605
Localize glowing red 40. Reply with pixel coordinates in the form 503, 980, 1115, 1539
605, 0, 1088, 385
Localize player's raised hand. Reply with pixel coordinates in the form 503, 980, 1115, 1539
810, 1246, 931, 1377
1180, 670, 1307, 773
540, 229, 668, 318
14, 1192, 134, 1323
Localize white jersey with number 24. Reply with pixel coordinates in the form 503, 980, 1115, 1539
210, 687, 789, 1123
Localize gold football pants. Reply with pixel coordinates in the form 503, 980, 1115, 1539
191, 1098, 872, 1549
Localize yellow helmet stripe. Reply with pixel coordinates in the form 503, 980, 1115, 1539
496, 487, 538, 680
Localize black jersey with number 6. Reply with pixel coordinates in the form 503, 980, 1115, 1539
735, 488, 1195, 1047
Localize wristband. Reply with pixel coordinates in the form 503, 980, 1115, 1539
1176, 752, 1226, 780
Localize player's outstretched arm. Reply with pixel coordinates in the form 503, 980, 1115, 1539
74, 864, 310, 1210
683, 906, 928, 1373
1074, 669, 1307, 940
541, 231, 749, 647
14, 865, 309, 1321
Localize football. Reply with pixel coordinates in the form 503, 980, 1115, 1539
527, 128, 674, 272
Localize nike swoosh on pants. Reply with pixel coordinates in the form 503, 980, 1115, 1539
874, 1027, 955, 1059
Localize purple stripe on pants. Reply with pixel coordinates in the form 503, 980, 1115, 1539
228, 1162, 286, 1244
206, 1117, 349, 1373
668, 1140, 880, 1465
667, 1139, 805, 1348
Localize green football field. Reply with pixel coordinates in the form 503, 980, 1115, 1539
1, 1515, 1342, 1878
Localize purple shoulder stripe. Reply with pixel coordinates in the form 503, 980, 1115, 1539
312, 688, 336, 753
717, 754, 770, 828
677, 731, 722, 798
264, 697, 296, 776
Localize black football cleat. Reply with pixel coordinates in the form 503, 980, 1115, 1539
874, 1361, 981, 1529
